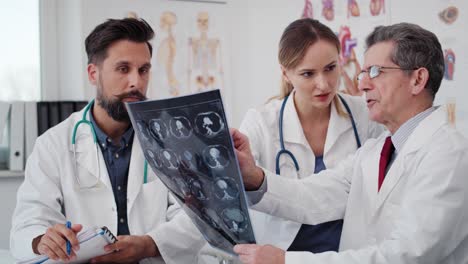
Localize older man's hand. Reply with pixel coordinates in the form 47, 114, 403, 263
234, 244, 285, 264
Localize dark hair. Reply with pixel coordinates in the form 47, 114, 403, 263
365, 23, 444, 98
85, 18, 155, 65
278, 18, 340, 98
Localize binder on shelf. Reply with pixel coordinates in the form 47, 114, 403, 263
37, 102, 49, 136
9, 101, 25, 171
18, 226, 117, 264
59, 102, 75, 123
0, 102, 11, 144
48, 102, 60, 128
74, 101, 89, 113
24, 101, 38, 160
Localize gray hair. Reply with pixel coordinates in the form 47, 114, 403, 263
365, 23, 444, 99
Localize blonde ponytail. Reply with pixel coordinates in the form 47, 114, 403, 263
268, 77, 294, 103
333, 94, 349, 118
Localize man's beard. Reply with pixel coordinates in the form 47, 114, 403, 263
96, 80, 147, 122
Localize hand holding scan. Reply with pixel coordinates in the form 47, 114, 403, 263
90, 235, 158, 263
234, 244, 285, 264
33, 223, 82, 261
230, 128, 264, 190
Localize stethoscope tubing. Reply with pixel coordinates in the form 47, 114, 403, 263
275, 93, 361, 175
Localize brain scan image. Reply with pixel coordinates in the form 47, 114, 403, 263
194, 112, 225, 137
146, 149, 163, 168
160, 149, 179, 170
213, 177, 239, 201
170, 116, 193, 138
189, 179, 209, 201
203, 145, 229, 169
136, 121, 152, 143
221, 208, 248, 233
149, 119, 169, 141
180, 150, 197, 171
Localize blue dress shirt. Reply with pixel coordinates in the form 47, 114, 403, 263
90, 109, 134, 235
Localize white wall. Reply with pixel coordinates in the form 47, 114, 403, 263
40, 0, 297, 127
40, 0, 468, 129
41, 0, 86, 101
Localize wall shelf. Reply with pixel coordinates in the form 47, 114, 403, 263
0, 170, 24, 178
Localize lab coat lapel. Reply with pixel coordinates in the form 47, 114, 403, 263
324, 98, 352, 155
361, 138, 384, 209
127, 136, 145, 212
69, 113, 112, 190
375, 106, 447, 209
375, 154, 404, 208
282, 91, 308, 146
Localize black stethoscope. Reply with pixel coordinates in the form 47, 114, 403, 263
275, 93, 361, 174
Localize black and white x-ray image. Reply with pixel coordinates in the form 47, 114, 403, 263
126, 90, 256, 254
174, 177, 191, 197
146, 149, 162, 168
170, 116, 192, 138
149, 119, 169, 141
202, 208, 222, 230
189, 178, 208, 201
136, 121, 151, 143
203, 145, 229, 169
221, 208, 248, 233
194, 112, 225, 137
213, 177, 239, 201
160, 149, 179, 170
180, 150, 197, 171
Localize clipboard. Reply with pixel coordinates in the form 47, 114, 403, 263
17, 226, 117, 264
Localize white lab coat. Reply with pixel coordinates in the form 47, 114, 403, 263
239, 92, 383, 249
10, 108, 205, 264
253, 105, 468, 264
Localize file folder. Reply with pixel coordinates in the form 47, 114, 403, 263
0, 102, 10, 144
9, 101, 25, 171
36, 102, 49, 136
24, 101, 38, 160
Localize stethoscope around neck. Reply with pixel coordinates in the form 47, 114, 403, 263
71, 99, 148, 190
275, 93, 362, 175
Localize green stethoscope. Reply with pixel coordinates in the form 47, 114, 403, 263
71, 99, 148, 189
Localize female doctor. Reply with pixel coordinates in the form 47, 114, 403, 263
239, 18, 383, 253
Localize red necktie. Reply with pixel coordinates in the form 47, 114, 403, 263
378, 136, 395, 191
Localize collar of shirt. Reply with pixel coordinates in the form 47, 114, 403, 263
89, 104, 134, 149
391, 106, 438, 154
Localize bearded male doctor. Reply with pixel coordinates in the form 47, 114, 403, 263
10, 18, 204, 264
232, 23, 468, 264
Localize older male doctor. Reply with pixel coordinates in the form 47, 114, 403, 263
10, 18, 204, 264
232, 23, 468, 264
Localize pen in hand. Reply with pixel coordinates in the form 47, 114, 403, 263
66, 221, 72, 256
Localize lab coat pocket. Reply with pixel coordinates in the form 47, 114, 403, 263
377, 202, 401, 239
143, 169, 158, 184
72, 139, 109, 189
140, 178, 163, 202
140, 179, 167, 226
73, 163, 106, 190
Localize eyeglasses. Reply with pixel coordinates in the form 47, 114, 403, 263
357, 65, 418, 81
